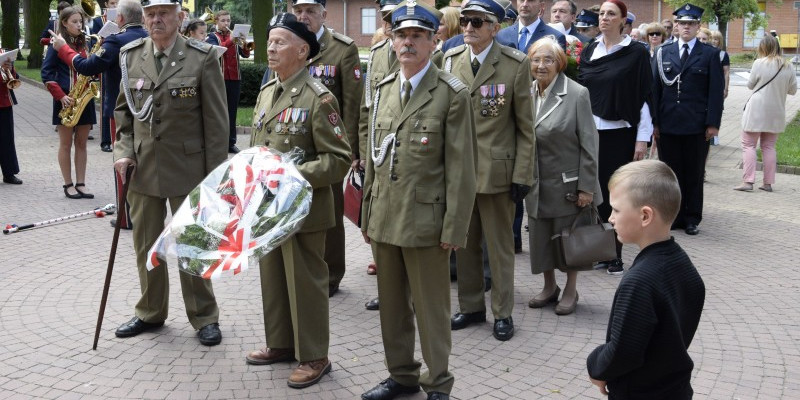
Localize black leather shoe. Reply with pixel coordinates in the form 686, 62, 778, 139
3, 175, 22, 184
101, 144, 112, 152
228, 145, 240, 153
451, 311, 486, 330
198, 323, 222, 346
484, 277, 492, 292
685, 224, 699, 235
361, 378, 420, 400
115, 316, 164, 338
493, 317, 514, 341
427, 392, 450, 400
365, 297, 379, 311
110, 219, 133, 230
329, 284, 339, 297
88, 135, 94, 140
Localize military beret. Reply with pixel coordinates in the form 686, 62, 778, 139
268, 13, 320, 59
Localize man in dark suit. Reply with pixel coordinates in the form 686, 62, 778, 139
651, 3, 723, 236
549, 0, 587, 43
496, 0, 565, 52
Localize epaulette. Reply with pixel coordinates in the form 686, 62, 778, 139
376, 71, 397, 88
120, 37, 145, 53
439, 72, 466, 92
186, 38, 212, 53
331, 31, 355, 46
370, 38, 389, 51
260, 78, 277, 92
308, 78, 330, 97
499, 45, 526, 62
444, 44, 468, 59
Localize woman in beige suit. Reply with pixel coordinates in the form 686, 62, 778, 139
525, 37, 601, 315
736, 35, 797, 192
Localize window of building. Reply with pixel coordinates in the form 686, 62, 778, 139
362, 8, 377, 35
742, 1, 767, 48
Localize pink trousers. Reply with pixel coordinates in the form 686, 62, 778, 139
741, 131, 778, 185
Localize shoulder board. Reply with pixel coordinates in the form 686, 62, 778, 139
370, 38, 389, 52
444, 44, 468, 58
308, 78, 331, 96
186, 38, 212, 53
260, 78, 277, 91
120, 37, 145, 53
499, 45, 527, 62
376, 71, 398, 88
331, 31, 355, 46
439, 72, 466, 92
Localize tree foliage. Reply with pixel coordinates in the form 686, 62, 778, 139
665, 0, 777, 50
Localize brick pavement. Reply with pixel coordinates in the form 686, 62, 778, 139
0, 77, 798, 399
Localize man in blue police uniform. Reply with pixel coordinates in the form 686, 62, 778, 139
574, 9, 599, 43
651, 3, 723, 236
52, 0, 147, 231
496, 0, 565, 52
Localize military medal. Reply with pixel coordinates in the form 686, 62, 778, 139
300, 109, 308, 134
290, 108, 301, 133
480, 85, 489, 106
171, 89, 178, 97
497, 84, 505, 106
488, 85, 497, 107
135, 78, 144, 99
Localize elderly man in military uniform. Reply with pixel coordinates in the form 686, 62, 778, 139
444, 0, 535, 342
52, 0, 148, 231
245, 13, 351, 389
360, 2, 476, 400
652, 3, 723, 236
112, 0, 228, 346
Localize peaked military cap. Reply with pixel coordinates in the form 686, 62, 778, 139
626, 12, 635, 24
673, 3, 703, 22
575, 9, 598, 28
391, 1, 443, 32
462, 0, 506, 22
141, 0, 180, 7
268, 13, 320, 59
293, 0, 326, 7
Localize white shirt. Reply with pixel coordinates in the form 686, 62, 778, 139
470, 41, 493, 65
315, 26, 325, 41
678, 37, 697, 59
399, 60, 432, 99
590, 34, 653, 142
519, 19, 541, 39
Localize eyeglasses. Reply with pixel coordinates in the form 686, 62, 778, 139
459, 16, 492, 28
530, 57, 556, 66
648, 32, 662, 37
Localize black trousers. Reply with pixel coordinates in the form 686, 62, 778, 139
657, 132, 709, 227
0, 107, 20, 178
224, 80, 241, 146
597, 127, 637, 258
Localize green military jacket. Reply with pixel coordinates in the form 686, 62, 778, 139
443, 41, 536, 193
114, 36, 229, 198
361, 64, 477, 248
251, 68, 352, 233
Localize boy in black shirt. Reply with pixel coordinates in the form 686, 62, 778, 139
587, 160, 705, 399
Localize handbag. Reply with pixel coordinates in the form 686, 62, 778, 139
743, 64, 783, 111
557, 205, 617, 268
343, 169, 364, 227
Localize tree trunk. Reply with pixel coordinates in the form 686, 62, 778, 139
1, 0, 20, 50
717, 17, 728, 51
22, 0, 31, 49
26, 0, 49, 68
252, 0, 271, 64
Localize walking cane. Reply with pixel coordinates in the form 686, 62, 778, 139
93, 165, 134, 350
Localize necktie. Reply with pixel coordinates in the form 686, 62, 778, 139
518, 28, 529, 51
271, 84, 283, 108
471, 58, 481, 76
401, 80, 412, 109
154, 52, 165, 74
680, 43, 689, 66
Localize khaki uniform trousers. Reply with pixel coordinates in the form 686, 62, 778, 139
373, 241, 454, 394
456, 192, 515, 319
128, 190, 219, 329
325, 181, 345, 288
260, 230, 329, 362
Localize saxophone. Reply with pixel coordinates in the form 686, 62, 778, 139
59, 35, 102, 128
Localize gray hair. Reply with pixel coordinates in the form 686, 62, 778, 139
118, 0, 143, 24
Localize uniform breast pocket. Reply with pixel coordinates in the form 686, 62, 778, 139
372, 117, 394, 154
166, 77, 200, 111
127, 78, 153, 109
408, 118, 440, 153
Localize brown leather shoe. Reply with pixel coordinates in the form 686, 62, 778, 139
245, 347, 295, 365
287, 357, 332, 388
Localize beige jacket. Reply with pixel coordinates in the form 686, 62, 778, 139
742, 58, 797, 133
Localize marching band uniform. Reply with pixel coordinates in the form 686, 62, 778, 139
361, 2, 476, 398
444, 0, 535, 342
0, 49, 21, 184
247, 13, 351, 388
58, 21, 148, 229
42, 38, 97, 127
113, 2, 228, 344
206, 20, 251, 153
651, 3, 723, 235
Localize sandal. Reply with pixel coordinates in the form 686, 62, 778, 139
63, 183, 82, 199
75, 183, 94, 199
366, 262, 377, 275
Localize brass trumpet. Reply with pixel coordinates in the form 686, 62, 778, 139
200, 7, 215, 25
235, 36, 255, 51
1, 67, 21, 90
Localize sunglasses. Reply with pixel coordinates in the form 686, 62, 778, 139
459, 16, 493, 28
648, 32, 662, 37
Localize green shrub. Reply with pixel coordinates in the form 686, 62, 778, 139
239, 62, 269, 106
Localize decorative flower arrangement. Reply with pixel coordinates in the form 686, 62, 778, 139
565, 38, 583, 81
146, 146, 312, 280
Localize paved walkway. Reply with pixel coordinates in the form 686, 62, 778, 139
0, 78, 798, 399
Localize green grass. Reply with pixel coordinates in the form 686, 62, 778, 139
237, 106, 254, 127
762, 110, 800, 167
728, 51, 757, 68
